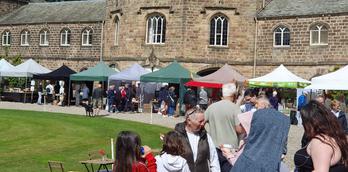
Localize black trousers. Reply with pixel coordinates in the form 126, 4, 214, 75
216, 148, 233, 172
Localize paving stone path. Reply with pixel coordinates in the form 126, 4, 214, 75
0, 101, 184, 128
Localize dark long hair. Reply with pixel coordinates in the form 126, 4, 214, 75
113, 131, 142, 172
161, 131, 185, 156
300, 100, 348, 166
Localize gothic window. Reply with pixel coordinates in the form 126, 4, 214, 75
310, 24, 328, 45
82, 28, 93, 46
114, 16, 119, 46
39, 29, 49, 46
146, 14, 166, 44
60, 28, 71, 46
210, 15, 228, 46
20, 30, 30, 46
1, 31, 11, 46
273, 26, 290, 47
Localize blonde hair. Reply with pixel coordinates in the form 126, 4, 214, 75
331, 99, 340, 108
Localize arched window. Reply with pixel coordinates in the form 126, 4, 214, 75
210, 15, 228, 46
20, 30, 30, 46
146, 14, 166, 44
82, 28, 93, 46
114, 16, 120, 46
273, 26, 290, 47
1, 31, 11, 46
39, 29, 49, 46
60, 28, 71, 46
310, 24, 328, 45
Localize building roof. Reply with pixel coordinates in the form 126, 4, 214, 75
258, 0, 348, 19
0, 0, 105, 25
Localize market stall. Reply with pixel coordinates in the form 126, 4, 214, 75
1, 58, 51, 77
33, 65, 76, 105
108, 63, 150, 81
0, 58, 51, 102
69, 61, 117, 105
305, 65, 348, 90
108, 63, 152, 110
140, 61, 196, 114
247, 64, 311, 119
185, 64, 247, 88
248, 64, 310, 88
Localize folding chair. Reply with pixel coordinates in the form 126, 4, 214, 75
48, 161, 79, 172
48, 161, 65, 172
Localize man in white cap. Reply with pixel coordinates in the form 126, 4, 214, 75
204, 83, 244, 172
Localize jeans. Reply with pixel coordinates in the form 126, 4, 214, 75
167, 106, 175, 116
37, 92, 42, 104
108, 98, 117, 112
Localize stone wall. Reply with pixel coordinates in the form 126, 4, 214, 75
104, 0, 260, 67
256, 15, 348, 79
0, 22, 103, 71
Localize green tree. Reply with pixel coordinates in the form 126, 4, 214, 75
7, 55, 26, 89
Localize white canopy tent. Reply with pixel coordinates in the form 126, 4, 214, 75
0, 59, 16, 76
1, 58, 51, 77
305, 65, 348, 90
108, 63, 155, 106
108, 63, 150, 81
248, 64, 311, 88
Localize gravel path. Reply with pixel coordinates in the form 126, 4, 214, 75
0, 101, 303, 170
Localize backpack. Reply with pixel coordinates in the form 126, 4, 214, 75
298, 95, 306, 110
46, 87, 51, 94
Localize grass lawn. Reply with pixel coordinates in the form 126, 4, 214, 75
0, 109, 170, 172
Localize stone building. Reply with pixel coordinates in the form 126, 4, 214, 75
0, 0, 106, 71
104, 0, 267, 76
256, 0, 348, 79
0, 0, 347, 79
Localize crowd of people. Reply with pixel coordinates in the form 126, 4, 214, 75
70, 82, 141, 116
110, 82, 348, 172
36, 80, 65, 106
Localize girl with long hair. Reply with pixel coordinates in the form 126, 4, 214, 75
294, 100, 348, 172
112, 131, 156, 172
155, 131, 190, 172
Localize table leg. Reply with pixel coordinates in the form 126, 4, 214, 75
97, 164, 103, 172
104, 164, 110, 172
97, 164, 110, 172
82, 163, 90, 172
91, 164, 94, 172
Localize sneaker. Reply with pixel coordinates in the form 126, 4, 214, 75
162, 115, 168, 118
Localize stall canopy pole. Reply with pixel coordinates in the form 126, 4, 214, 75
24, 77, 28, 103
68, 80, 71, 106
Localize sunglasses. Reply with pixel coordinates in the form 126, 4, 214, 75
186, 106, 202, 117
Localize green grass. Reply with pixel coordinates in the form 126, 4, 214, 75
0, 109, 170, 172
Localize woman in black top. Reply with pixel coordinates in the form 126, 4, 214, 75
294, 101, 348, 172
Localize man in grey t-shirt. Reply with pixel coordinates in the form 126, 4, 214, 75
204, 83, 244, 172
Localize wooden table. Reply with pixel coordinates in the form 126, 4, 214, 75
80, 158, 114, 172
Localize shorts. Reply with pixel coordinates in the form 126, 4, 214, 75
93, 99, 103, 108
